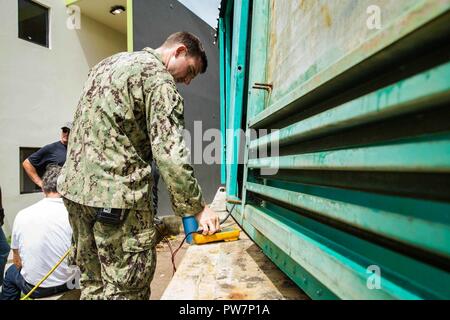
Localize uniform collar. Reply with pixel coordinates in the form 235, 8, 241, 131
143, 47, 164, 65
142, 47, 176, 83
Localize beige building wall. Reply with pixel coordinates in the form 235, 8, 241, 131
0, 0, 127, 235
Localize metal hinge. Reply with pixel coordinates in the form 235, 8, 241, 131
252, 83, 273, 93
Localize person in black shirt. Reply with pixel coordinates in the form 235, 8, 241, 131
22, 122, 72, 189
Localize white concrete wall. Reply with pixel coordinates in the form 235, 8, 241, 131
0, 0, 127, 236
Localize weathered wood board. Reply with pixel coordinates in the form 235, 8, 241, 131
161, 189, 307, 300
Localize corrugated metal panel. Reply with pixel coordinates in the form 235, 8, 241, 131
265, 0, 430, 108
221, 0, 450, 299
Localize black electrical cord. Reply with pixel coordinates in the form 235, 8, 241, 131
170, 230, 197, 275
219, 203, 236, 225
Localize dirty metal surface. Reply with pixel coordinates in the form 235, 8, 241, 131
266, 0, 427, 108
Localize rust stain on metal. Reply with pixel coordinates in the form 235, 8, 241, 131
299, 0, 306, 10
299, 0, 313, 11
321, 5, 332, 27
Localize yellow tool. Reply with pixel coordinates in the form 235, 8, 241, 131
193, 226, 240, 244
182, 198, 242, 245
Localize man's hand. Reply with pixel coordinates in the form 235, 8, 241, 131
22, 159, 43, 188
195, 205, 220, 235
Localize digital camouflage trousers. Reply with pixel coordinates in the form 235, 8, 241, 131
63, 198, 157, 300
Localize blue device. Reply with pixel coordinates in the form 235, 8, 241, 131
182, 216, 199, 244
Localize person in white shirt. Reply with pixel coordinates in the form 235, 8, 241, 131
0, 165, 78, 300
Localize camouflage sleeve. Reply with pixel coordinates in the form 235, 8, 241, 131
148, 83, 205, 217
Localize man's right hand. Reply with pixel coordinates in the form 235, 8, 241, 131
195, 205, 220, 236
22, 159, 43, 188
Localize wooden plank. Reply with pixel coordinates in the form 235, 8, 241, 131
161, 233, 307, 300
161, 188, 306, 300
161, 207, 307, 299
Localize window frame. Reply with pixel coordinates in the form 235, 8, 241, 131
17, 0, 51, 48
19, 147, 43, 195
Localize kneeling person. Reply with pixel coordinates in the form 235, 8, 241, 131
0, 165, 78, 300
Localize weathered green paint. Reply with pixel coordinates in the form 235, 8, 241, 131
264, 179, 450, 227
219, 18, 226, 184
245, 204, 423, 299
249, 132, 450, 172
261, 202, 450, 299
265, 0, 429, 107
240, 0, 271, 214
246, 182, 450, 259
225, 0, 251, 198
228, 201, 243, 226
250, 61, 450, 151
249, 0, 450, 128
246, 0, 270, 120
223, 0, 233, 188
219, 0, 450, 300
228, 203, 339, 300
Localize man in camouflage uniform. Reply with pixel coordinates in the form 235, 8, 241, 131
57, 32, 220, 300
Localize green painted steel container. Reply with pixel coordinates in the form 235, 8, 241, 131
219, 0, 450, 299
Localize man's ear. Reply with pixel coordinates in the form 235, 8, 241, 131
175, 45, 188, 57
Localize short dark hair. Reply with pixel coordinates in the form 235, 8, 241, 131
163, 32, 208, 73
42, 165, 62, 194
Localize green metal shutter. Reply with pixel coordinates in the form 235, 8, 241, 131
223, 0, 450, 299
